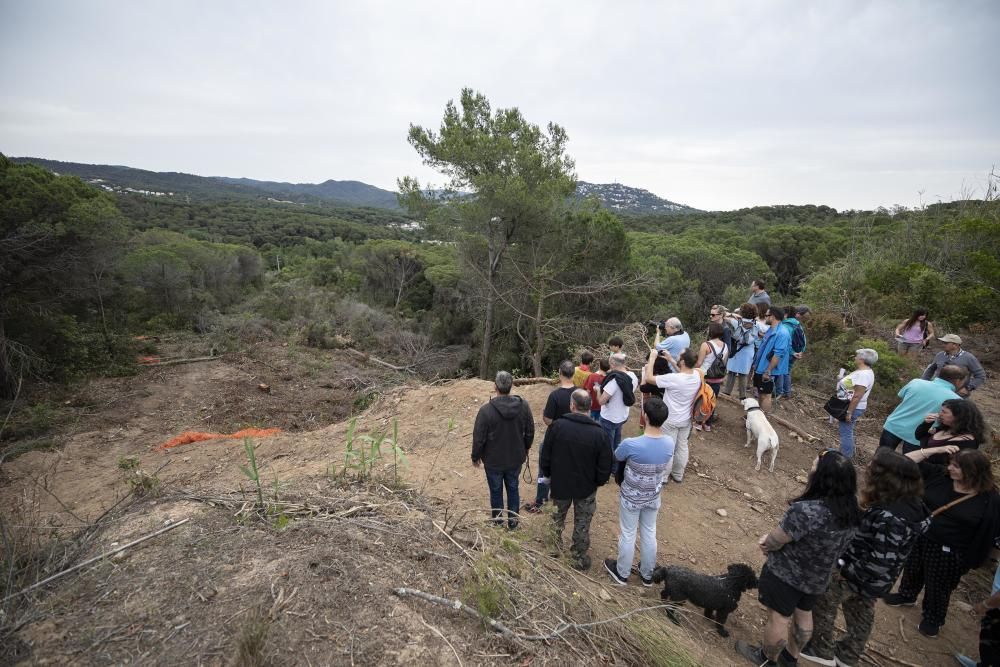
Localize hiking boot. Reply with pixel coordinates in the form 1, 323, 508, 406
603, 558, 628, 585
883, 593, 917, 607
917, 620, 940, 638
798, 642, 835, 666
522, 502, 542, 514
778, 648, 799, 667
734, 640, 777, 666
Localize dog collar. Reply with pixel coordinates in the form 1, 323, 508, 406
745, 407, 762, 413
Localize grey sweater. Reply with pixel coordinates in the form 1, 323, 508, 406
921, 349, 986, 391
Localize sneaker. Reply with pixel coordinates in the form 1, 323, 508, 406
954, 654, 977, 667
522, 502, 542, 514
640, 573, 654, 587
883, 593, 917, 607
734, 640, 777, 666
703, 424, 712, 432
833, 658, 856, 667
917, 620, 939, 638
669, 476, 683, 484
603, 558, 628, 585
693, 423, 704, 431
799, 643, 835, 667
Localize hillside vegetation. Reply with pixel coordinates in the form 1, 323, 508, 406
2, 143, 998, 408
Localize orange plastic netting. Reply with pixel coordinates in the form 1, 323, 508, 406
155, 428, 281, 451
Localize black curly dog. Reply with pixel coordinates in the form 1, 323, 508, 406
651, 563, 758, 637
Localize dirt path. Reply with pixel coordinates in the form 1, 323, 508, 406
2, 370, 991, 666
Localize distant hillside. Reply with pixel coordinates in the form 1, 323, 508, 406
576, 181, 699, 214
11, 157, 401, 210
215, 176, 399, 210
12, 157, 696, 215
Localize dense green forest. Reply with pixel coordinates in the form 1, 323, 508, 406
2, 114, 998, 399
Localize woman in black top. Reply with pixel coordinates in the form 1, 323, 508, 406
886, 446, 1000, 637
905, 398, 986, 465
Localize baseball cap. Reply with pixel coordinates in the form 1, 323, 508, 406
938, 334, 962, 344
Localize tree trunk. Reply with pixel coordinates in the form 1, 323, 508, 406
531, 293, 545, 377
479, 287, 495, 379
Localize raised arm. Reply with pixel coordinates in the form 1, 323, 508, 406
905, 444, 959, 462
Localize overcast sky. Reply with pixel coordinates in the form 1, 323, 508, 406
1, 1, 997, 211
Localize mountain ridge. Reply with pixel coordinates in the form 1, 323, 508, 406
10, 156, 698, 214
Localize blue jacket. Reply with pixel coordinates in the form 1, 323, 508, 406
754, 323, 792, 376
782, 317, 806, 353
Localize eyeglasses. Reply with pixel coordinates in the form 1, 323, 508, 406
710, 312, 722, 318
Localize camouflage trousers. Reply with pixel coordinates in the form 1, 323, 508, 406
551, 492, 597, 566
808, 570, 874, 667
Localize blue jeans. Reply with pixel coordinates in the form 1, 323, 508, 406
615, 498, 660, 580
774, 373, 791, 397
485, 466, 521, 528
838, 409, 865, 457
590, 409, 601, 421
600, 417, 624, 472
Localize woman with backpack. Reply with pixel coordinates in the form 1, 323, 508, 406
722, 303, 758, 400
694, 319, 729, 432
894, 308, 934, 356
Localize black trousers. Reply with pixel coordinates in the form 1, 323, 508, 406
898, 535, 966, 627
877, 429, 904, 451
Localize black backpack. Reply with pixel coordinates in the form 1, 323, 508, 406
706, 341, 728, 379
601, 371, 636, 406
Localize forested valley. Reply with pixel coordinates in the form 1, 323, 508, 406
2, 91, 999, 421
0, 142, 1000, 408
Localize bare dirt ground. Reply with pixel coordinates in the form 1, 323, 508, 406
1, 343, 996, 666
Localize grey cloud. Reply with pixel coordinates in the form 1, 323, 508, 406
0, 0, 996, 209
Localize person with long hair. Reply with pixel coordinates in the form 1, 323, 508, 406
894, 308, 934, 356
735, 450, 861, 666
800, 451, 930, 667
694, 320, 729, 431
887, 447, 1000, 637
905, 398, 987, 465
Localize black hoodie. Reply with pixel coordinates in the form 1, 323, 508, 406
471, 395, 535, 470
538, 412, 613, 500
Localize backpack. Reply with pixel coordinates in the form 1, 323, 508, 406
706, 341, 728, 380
602, 371, 636, 407
728, 321, 750, 359
691, 369, 717, 425
790, 323, 806, 354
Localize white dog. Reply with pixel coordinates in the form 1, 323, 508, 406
742, 398, 779, 472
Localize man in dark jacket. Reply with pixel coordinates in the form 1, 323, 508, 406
472, 371, 535, 529
540, 389, 613, 570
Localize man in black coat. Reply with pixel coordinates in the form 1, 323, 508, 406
472, 371, 535, 529
540, 389, 613, 570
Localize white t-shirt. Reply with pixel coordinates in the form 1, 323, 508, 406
837, 368, 876, 410
700, 340, 729, 374
654, 372, 703, 428
600, 371, 638, 424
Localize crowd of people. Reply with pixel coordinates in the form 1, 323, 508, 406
469, 282, 995, 667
